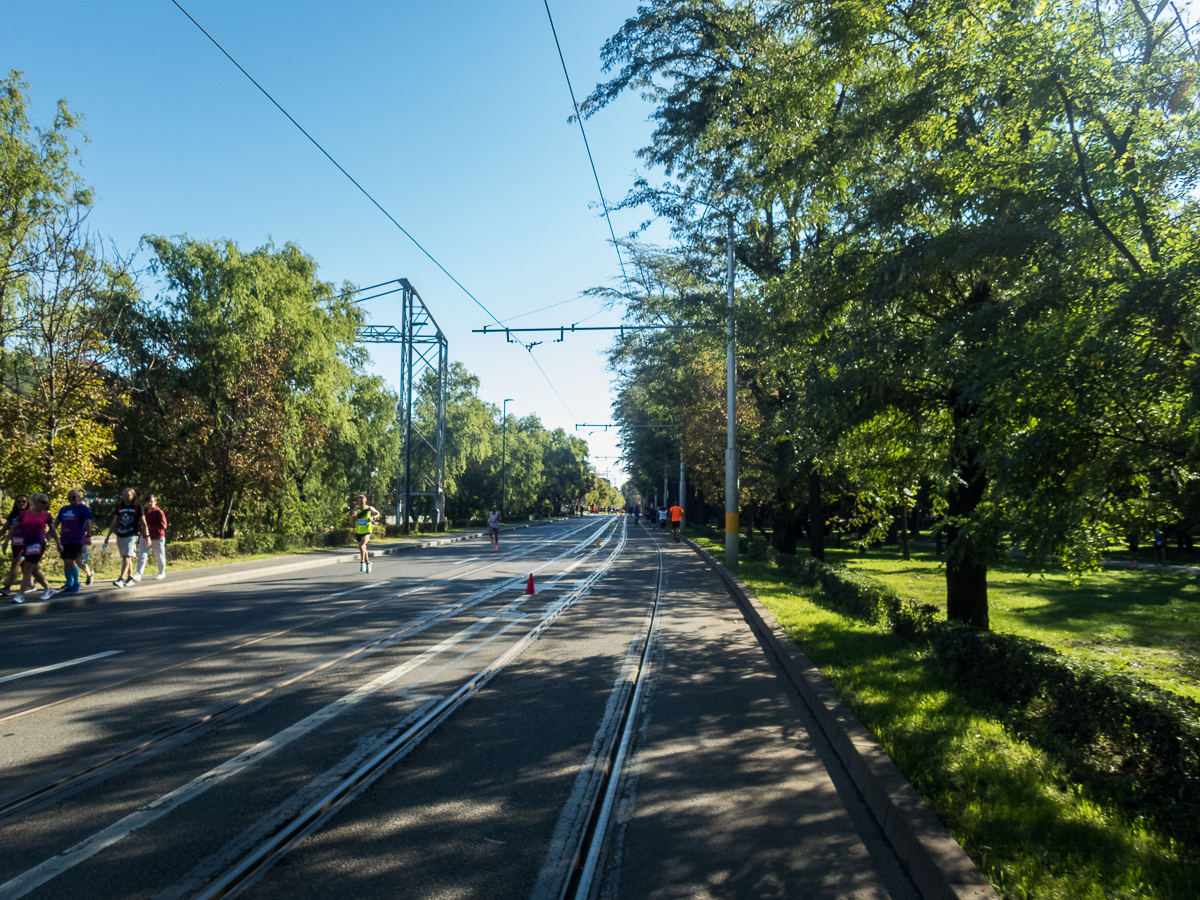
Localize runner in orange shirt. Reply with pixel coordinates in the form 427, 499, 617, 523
669, 502, 684, 543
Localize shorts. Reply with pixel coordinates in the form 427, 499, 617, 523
61, 543, 84, 561
22, 552, 43, 566
117, 535, 139, 558
672, 520, 681, 531
356, 532, 371, 546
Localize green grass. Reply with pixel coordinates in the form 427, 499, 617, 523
817, 545, 1200, 701
692, 535, 1200, 899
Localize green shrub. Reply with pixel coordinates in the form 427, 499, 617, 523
767, 548, 1200, 842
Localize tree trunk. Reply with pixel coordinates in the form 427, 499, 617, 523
900, 503, 911, 561
775, 496, 798, 554
807, 459, 825, 561
945, 444, 989, 629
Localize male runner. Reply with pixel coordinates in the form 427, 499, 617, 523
669, 502, 684, 542
105, 488, 148, 588
350, 495, 379, 573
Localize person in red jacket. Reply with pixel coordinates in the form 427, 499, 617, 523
135, 495, 169, 581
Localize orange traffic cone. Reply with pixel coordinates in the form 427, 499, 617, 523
524, 573, 536, 595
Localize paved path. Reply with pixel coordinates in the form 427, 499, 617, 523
0, 516, 991, 899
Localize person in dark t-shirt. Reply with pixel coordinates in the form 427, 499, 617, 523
105, 488, 148, 588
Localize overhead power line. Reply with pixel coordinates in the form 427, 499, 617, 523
541, 0, 636, 297
167, 0, 504, 328
170, 0, 591, 427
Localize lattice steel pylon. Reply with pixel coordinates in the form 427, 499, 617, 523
356, 279, 447, 532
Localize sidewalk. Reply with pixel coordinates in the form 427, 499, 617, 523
0, 519, 564, 621
615, 534, 997, 900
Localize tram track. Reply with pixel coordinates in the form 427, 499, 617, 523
183, 518, 632, 900
0, 517, 629, 900
0, 518, 605, 825
0, 518, 598, 726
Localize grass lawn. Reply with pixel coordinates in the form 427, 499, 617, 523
691, 534, 1200, 899
817, 545, 1200, 701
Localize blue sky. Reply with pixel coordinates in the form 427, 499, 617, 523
4, 0, 666, 489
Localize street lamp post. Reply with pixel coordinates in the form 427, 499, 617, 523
502, 398, 514, 520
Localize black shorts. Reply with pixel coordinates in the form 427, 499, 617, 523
61, 543, 84, 560
672, 520, 681, 531
22, 553, 43, 566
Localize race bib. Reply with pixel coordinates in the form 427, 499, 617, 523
24, 543, 42, 555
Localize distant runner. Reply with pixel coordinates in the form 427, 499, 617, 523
487, 505, 501, 549
350, 495, 379, 573
669, 502, 684, 542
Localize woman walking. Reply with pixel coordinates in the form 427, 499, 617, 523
0, 495, 30, 598
12, 493, 59, 603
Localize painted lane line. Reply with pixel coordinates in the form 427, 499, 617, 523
0, 652, 124, 686
0, 616, 499, 900
189, 519, 630, 900
0, 525, 613, 820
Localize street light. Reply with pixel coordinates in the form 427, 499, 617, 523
502, 398, 514, 519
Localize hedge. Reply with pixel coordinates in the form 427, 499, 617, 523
768, 549, 1200, 841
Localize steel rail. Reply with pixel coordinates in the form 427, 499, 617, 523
561, 527, 664, 900
190, 517, 630, 900
0, 519, 605, 823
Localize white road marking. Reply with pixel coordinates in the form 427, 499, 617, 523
0, 651, 123, 685
0, 618, 497, 899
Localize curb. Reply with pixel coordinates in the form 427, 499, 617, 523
688, 541, 999, 900
1, 519, 566, 621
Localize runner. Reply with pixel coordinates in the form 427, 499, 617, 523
0, 495, 30, 598
54, 489, 92, 595
487, 504, 501, 550
669, 501, 684, 542
349, 495, 379, 573
136, 495, 168, 580
105, 488, 148, 587
659, 505, 669, 532
18, 493, 59, 602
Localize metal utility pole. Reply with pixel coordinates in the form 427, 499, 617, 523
502, 398, 513, 519
679, 448, 685, 522
663, 464, 668, 511
725, 216, 739, 566
356, 280, 447, 535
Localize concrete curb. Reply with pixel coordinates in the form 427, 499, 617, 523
688, 541, 999, 900
1, 519, 567, 621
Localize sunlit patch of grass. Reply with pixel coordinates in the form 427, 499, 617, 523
690, 537, 1200, 899
815, 546, 1200, 702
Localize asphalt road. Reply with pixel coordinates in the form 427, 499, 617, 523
0, 517, 920, 900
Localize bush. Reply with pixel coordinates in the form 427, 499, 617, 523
766, 548, 1200, 841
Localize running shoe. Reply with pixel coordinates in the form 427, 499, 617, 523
40, 588, 55, 601
112, 578, 126, 587
0, 588, 9, 598
11, 596, 22, 604
63, 585, 80, 595
366, 562, 372, 573
131, 574, 142, 583
154, 573, 166, 580
85, 573, 93, 585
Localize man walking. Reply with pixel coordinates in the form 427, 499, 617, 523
136, 495, 168, 581
106, 488, 148, 588
55, 490, 92, 594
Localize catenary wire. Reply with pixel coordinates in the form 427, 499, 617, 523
169, 1, 591, 429
167, 0, 505, 328
541, 0, 638, 298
